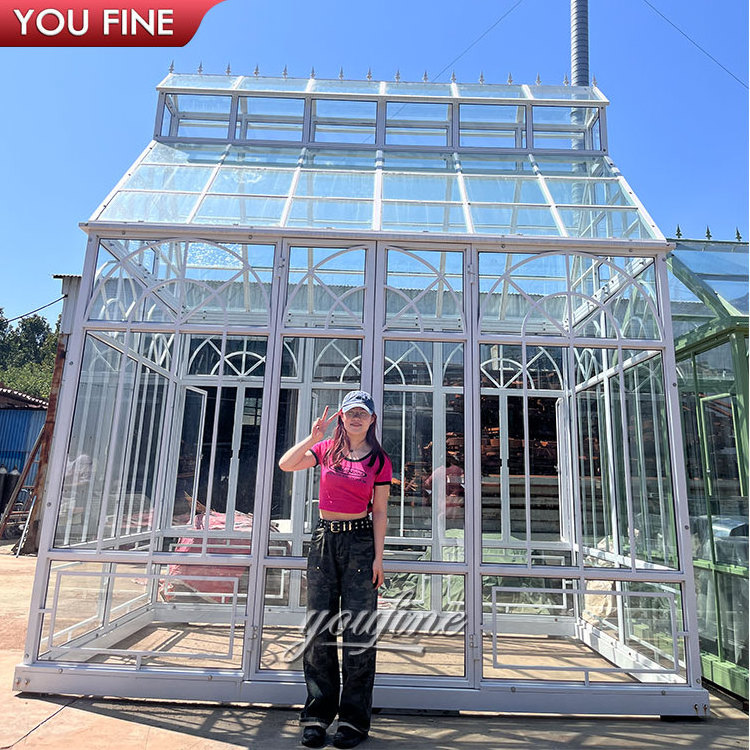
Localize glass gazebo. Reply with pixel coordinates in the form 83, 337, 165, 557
15, 73, 710, 716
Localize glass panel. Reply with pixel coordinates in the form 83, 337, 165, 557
534, 156, 614, 177
224, 145, 302, 166
88, 246, 143, 322
382, 174, 461, 202
479, 349, 570, 567
304, 149, 377, 169
257, 568, 466, 677
677, 355, 709, 556
717, 570, 749, 667
459, 154, 533, 174
258, 567, 307, 671
471, 206, 559, 236
479, 252, 567, 336
532, 106, 599, 150
459, 104, 526, 148
194, 195, 285, 226
546, 178, 632, 207
98, 191, 199, 223
209, 167, 295, 196
693, 565, 719, 658
482, 577, 686, 684
382, 152, 457, 173
386, 102, 450, 146
143, 142, 228, 165
162, 94, 232, 139
605, 262, 660, 340
165, 337, 268, 549
381, 202, 466, 233
309, 79, 382, 94
101, 364, 169, 551
94, 240, 275, 326
455, 83, 525, 98
464, 176, 545, 203
696, 345, 743, 511
608, 353, 678, 569
39, 562, 246, 669
382, 342, 465, 562
269, 337, 363, 554
236, 96, 304, 141
172, 389, 205, 526
285, 246, 366, 328
384, 82, 453, 96
286, 198, 373, 230
311, 99, 377, 144
55, 337, 133, 548
384, 248, 464, 331
559, 208, 655, 239
377, 573, 465, 676
577, 376, 619, 567
123, 164, 214, 192
294, 170, 374, 199
237, 77, 308, 92
164, 73, 242, 89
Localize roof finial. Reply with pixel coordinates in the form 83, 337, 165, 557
282, 65, 288, 79
253, 65, 259, 77
705, 225, 712, 240
423, 70, 429, 82
479, 71, 485, 84
168, 60, 174, 73
339, 66, 344, 80
507, 72, 513, 84
675, 224, 682, 239
395, 69, 401, 82
226, 62, 231, 75
310, 66, 316, 79
592, 73, 598, 87
451, 70, 457, 83
197, 61, 203, 74
366, 67, 372, 81
535, 73, 541, 85
736, 227, 743, 241
563, 73, 569, 85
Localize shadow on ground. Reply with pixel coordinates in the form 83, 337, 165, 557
12, 692, 748, 750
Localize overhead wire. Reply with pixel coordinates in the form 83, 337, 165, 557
3, 296, 66, 324
641, 0, 748, 90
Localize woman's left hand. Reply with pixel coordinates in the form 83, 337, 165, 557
372, 558, 384, 588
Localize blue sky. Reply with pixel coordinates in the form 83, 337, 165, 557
0, 0, 747, 324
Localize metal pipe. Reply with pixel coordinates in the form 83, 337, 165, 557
571, 0, 590, 87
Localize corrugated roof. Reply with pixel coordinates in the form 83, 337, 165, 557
0, 388, 48, 409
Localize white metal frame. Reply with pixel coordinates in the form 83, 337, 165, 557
15, 228, 710, 716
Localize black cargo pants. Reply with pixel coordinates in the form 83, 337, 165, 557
299, 523, 378, 734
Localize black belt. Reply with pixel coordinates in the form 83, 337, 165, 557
317, 517, 372, 533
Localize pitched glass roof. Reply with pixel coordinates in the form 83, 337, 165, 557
90, 75, 661, 241
668, 239, 749, 337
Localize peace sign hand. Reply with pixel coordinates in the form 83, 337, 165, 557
309, 406, 339, 442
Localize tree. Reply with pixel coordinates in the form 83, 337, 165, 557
0, 310, 57, 399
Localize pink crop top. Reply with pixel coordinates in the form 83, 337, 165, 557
311, 439, 393, 515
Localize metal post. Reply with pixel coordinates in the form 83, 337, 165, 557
571, 0, 590, 87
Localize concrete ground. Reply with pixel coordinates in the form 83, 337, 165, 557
0, 541, 747, 750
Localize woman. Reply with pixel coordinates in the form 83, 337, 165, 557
278, 390, 391, 749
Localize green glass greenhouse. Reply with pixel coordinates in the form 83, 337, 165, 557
669, 239, 748, 699
14, 73, 719, 716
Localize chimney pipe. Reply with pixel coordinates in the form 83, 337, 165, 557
571, 0, 589, 87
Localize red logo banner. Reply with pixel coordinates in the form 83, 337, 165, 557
0, 1, 226, 46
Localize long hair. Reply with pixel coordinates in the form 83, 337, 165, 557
324, 414, 387, 471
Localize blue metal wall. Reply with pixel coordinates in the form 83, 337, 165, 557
0, 409, 46, 479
